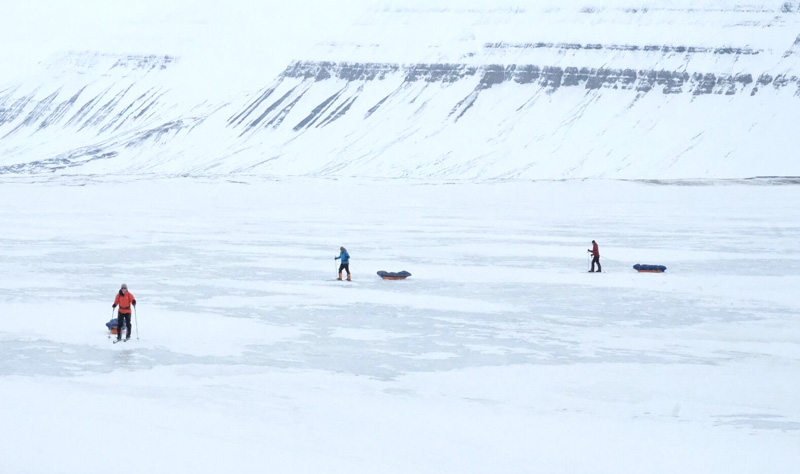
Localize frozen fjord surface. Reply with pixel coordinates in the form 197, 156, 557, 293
0, 177, 799, 473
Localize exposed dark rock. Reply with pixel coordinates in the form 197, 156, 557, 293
563, 67, 582, 87
265, 90, 307, 129
317, 93, 358, 128
271, 61, 798, 106
404, 63, 478, 83
540, 67, 563, 88
693, 73, 716, 95
228, 85, 279, 126
512, 65, 540, 84
248, 87, 295, 129
293, 89, 343, 131
0, 94, 34, 128
479, 64, 507, 86
315, 68, 331, 81
773, 75, 791, 88
736, 73, 753, 85
365, 94, 391, 118
486, 42, 760, 55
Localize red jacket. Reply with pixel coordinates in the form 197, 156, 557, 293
114, 291, 136, 314
590, 242, 599, 257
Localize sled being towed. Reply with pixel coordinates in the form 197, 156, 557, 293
377, 270, 412, 280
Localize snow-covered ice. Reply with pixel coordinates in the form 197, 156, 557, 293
1, 177, 798, 473
1, 0, 797, 471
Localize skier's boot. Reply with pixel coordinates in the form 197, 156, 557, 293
337, 272, 343, 281
346, 274, 351, 281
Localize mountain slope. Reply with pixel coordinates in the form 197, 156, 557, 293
1, 1, 798, 179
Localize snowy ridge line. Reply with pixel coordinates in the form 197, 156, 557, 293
1, 174, 798, 185
40, 51, 177, 73
623, 177, 800, 186
108, 54, 177, 71
374, 5, 790, 14
278, 60, 796, 96
484, 42, 763, 55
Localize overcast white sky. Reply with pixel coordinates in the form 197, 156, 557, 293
1, 0, 786, 59
0, 0, 377, 74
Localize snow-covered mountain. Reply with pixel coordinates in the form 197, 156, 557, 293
1, 1, 798, 179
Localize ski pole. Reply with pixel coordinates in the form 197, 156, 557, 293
134, 306, 140, 341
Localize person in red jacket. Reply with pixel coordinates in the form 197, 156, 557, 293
587, 240, 601, 272
112, 283, 136, 341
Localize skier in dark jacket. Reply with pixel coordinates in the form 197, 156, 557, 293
112, 283, 136, 341
587, 240, 601, 273
335, 247, 351, 281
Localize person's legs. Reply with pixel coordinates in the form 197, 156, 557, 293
116, 313, 124, 340
124, 313, 132, 339
338, 263, 345, 280
344, 264, 351, 280
592, 256, 601, 272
